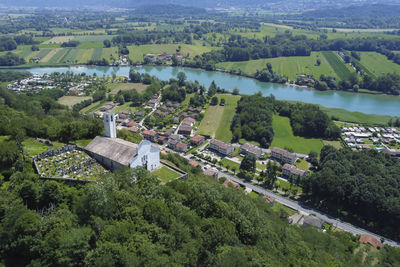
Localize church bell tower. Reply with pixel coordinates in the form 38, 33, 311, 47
103, 112, 117, 138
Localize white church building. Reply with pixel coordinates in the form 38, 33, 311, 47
85, 112, 160, 171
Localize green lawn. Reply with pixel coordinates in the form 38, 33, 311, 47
320, 106, 392, 125
248, 191, 259, 199
22, 138, 64, 156
294, 158, 309, 171
153, 166, 182, 183
198, 94, 240, 141
271, 115, 324, 155
72, 139, 93, 147
217, 51, 342, 80
358, 52, 400, 76
271, 202, 297, 216
220, 158, 240, 170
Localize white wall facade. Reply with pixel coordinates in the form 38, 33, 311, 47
130, 141, 160, 171
104, 112, 117, 138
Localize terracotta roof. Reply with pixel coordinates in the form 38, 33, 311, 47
176, 142, 187, 150
263, 195, 275, 203
178, 125, 193, 133
360, 235, 383, 248
190, 160, 199, 167
190, 135, 205, 143
182, 117, 196, 126
143, 130, 156, 137
127, 121, 137, 127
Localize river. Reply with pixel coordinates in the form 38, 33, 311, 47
9, 65, 400, 116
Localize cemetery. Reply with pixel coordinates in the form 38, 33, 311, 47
33, 145, 108, 182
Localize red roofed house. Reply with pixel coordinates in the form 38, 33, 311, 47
190, 160, 199, 168
142, 130, 158, 142
181, 117, 196, 127
190, 135, 205, 146
175, 142, 188, 153
359, 235, 383, 249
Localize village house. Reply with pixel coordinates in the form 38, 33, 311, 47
302, 215, 324, 229
157, 136, 168, 145
167, 135, 181, 150
175, 142, 188, 153
134, 111, 144, 117
100, 103, 116, 112
118, 109, 132, 119
240, 143, 263, 159
178, 125, 193, 135
282, 164, 307, 180
142, 130, 158, 142
148, 98, 159, 108
210, 139, 234, 156
181, 117, 196, 127
359, 235, 383, 249
271, 147, 297, 164
190, 160, 199, 168
190, 135, 206, 146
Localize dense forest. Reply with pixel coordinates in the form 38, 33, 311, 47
302, 146, 400, 241
2, 149, 399, 266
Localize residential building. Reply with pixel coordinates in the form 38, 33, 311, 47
190, 135, 205, 146
181, 117, 196, 127
271, 147, 297, 164
203, 169, 218, 179
142, 130, 158, 142
282, 164, 307, 180
223, 179, 240, 189
175, 142, 188, 153
178, 125, 193, 135
240, 143, 263, 158
359, 235, 383, 249
302, 215, 324, 229
210, 139, 234, 156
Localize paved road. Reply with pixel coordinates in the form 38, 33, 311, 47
212, 166, 400, 247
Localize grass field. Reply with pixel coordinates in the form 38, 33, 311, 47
216, 51, 353, 80
60, 48, 79, 64
198, 94, 240, 141
102, 47, 119, 61
321, 51, 353, 80
22, 138, 64, 156
92, 48, 103, 61
128, 41, 217, 62
271, 115, 324, 155
320, 106, 392, 125
108, 82, 148, 95
294, 158, 309, 171
271, 201, 297, 216
39, 48, 60, 63
75, 49, 94, 63
323, 140, 343, 149
36, 49, 52, 60
153, 166, 181, 183
220, 158, 240, 171
58, 96, 92, 107
47, 48, 68, 63
358, 52, 400, 76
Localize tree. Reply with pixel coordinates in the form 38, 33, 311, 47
177, 72, 186, 86
103, 39, 111, 48
211, 96, 218, 105
308, 151, 318, 167
220, 98, 226, 106
316, 59, 321, 66
232, 88, 240, 95
208, 81, 217, 97
240, 154, 256, 173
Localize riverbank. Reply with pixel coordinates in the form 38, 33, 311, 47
2, 64, 400, 117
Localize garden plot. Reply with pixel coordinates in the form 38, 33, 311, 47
34, 145, 108, 181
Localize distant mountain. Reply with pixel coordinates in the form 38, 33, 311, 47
0, 0, 397, 11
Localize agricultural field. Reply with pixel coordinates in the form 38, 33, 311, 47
153, 166, 181, 183
128, 41, 217, 62
217, 51, 354, 80
73, 35, 113, 43
198, 94, 240, 141
92, 48, 103, 61
271, 115, 324, 155
39, 48, 61, 63
321, 51, 353, 80
102, 47, 119, 61
75, 49, 94, 63
58, 96, 92, 107
358, 52, 400, 76
42, 36, 74, 44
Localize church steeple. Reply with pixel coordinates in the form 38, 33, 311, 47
103, 112, 117, 138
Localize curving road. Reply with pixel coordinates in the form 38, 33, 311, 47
214, 167, 400, 247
